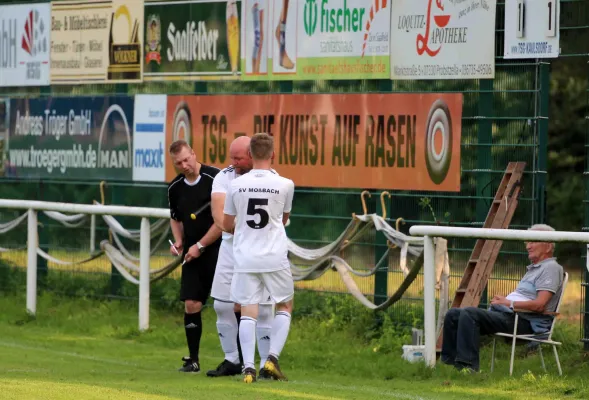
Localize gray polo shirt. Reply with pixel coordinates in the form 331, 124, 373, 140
491, 257, 564, 333
514, 257, 564, 332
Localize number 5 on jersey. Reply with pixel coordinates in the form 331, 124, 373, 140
247, 198, 269, 229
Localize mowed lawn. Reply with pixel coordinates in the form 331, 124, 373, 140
0, 292, 588, 400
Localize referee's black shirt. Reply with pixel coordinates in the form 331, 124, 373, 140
167, 165, 221, 249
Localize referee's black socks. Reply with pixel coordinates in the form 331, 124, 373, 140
184, 312, 202, 362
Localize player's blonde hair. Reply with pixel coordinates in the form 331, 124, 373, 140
249, 133, 274, 160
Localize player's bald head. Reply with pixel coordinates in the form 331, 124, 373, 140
230, 135, 253, 174
230, 135, 251, 154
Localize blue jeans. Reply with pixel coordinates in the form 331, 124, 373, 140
440, 307, 534, 371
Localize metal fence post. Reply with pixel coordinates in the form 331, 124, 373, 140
26, 208, 38, 315
139, 217, 151, 331
477, 78, 493, 309
37, 182, 49, 287
279, 81, 293, 93
373, 78, 393, 306
536, 61, 550, 224
110, 185, 123, 296
374, 192, 389, 305
581, 61, 589, 351
423, 235, 436, 367
585, 246, 589, 351
90, 214, 96, 254
194, 82, 207, 94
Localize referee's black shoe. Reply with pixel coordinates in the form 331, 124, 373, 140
206, 359, 242, 377
178, 356, 200, 373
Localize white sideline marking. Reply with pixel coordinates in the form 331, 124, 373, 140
0, 341, 145, 368
0, 341, 428, 399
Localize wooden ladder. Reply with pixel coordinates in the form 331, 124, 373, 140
437, 161, 526, 349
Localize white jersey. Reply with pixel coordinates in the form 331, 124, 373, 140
212, 165, 241, 241
224, 169, 294, 273
212, 165, 278, 241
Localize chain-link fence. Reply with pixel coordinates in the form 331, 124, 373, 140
0, 1, 587, 335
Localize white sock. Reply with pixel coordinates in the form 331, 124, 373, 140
257, 303, 274, 369
239, 317, 257, 370
269, 311, 291, 359
214, 300, 239, 364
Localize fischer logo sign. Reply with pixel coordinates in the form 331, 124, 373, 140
304, 0, 367, 36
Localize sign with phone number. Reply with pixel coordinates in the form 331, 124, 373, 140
393, 63, 493, 78
390, 0, 497, 80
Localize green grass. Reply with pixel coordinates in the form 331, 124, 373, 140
0, 292, 589, 399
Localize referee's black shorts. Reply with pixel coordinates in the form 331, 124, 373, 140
180, 243, 220, 303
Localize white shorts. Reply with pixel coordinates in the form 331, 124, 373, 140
211, 240, 273, 304
230, 268, 294, 306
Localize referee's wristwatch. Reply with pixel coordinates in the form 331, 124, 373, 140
509, 300, 515, 310
196, 241, 206, 253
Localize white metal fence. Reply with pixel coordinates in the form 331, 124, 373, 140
0, 199, 170, 332
409, 225, 589, 368
6, 199, 587, 369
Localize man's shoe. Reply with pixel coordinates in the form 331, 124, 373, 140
243, 367, 257, 383
263, 355, 288, 381
454, 362, 478, 374
258, 367, 275, 380
206, 359, 242, 377
178, 357, 200, 373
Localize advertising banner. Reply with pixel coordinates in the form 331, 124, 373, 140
0, 99, 8, 177
504, 0, 560, 59
50, 0, 144, 84
165, 93, 463, 191
390, 0, 496, 80
240, 0, 390, 81
133, 94, 166, 182
7, 96, 134, 180
143, 0, 241, 81
0, 3, 51, 87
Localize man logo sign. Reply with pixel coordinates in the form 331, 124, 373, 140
424, 99, 453, 185
98, 104, 132, 170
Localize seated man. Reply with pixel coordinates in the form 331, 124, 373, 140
441, 224, 564, 372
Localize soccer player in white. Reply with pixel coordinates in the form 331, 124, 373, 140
223, 133, 295, 383
208, 135, 276, 379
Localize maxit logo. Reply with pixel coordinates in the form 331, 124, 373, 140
304, 0, 318, 36
133, 95, 167, 182
135, 142, 164, 168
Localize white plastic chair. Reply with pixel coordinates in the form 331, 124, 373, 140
490, 271, 568, 376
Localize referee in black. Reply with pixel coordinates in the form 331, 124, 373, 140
167, 139, 222, 373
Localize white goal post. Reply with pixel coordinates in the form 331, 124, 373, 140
0, 199, 170, 332
409, 225, 589, 368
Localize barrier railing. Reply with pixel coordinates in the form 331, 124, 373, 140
0, 199, 170, 332
409, 225, 589, 368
